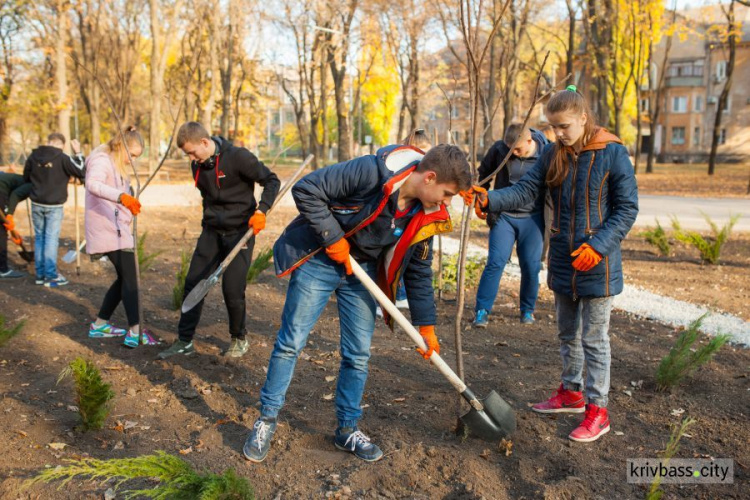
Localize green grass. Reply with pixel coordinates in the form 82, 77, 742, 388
172, 250, 190, 310
26, 451, 254, 499
58, 358, 114, 431
642, 219, 672, 256
646, 417, 696, 500
0, 314, 24, 347
655, 314, 730, 391
246, 247, 273, 284
671, 214, 740, 265
137, 231, 164, 275
434, 254, 487, 293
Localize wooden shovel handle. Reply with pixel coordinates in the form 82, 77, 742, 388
348, 256, 468, 394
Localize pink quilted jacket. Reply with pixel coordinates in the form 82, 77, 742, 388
84, 146, 135, 254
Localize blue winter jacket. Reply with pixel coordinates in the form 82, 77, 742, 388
273, 145, 453, 326
486, 129, 639, 298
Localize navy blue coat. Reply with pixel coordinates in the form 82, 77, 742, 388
274, 145, 451, 326
486, 131, 639, 298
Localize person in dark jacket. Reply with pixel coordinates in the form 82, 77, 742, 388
242, 144, 471, 464
473, 124, 549, 327
464, 86, 638, 443
0, 172, 32, 279
23, 133, 85, 286
158, 122, 280, 360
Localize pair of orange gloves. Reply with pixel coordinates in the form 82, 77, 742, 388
2, 214, 22, 245
459, 186, 603, 272
326, 237, 439, 359
117, 193, 267, 237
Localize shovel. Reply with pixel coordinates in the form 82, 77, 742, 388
349, 256, 516, 441
0, 211, 33, 262
63, 239, 86, 264
181, 154, 314, 313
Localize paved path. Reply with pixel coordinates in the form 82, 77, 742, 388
635, 194, 750, 231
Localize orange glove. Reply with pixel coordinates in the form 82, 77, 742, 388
2, 214, 14, 232
325, 237, 353, 275
119, 193, 141, 216
11, 231, 22, 245
571, 243, 602, 272
416, 325, 440, 359
248, 210, 266, 235
458, 186, 489, 220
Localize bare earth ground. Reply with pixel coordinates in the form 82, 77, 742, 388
0, 205, 748, 500
633, 162, 749, 198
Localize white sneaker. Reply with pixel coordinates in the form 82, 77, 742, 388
376, 307, 383, 318
395, 298, 409, 309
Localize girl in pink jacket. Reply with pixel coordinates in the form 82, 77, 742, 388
85, 126, 156, 347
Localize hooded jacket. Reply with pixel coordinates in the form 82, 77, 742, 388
486, 128, 639, 298
273, 145, 453, 327
23, 145, 85, 205
84, 146, 135, 254
191, 137, 280, 232
0, 172, 31, 215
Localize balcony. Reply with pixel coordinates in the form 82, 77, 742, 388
666, 76, 704, 88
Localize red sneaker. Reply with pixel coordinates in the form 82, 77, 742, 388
569, 404, 610, 442
531, 383, 585, 413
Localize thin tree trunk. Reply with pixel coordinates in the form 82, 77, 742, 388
56, 0, 71, 150
708, 0, 736, 175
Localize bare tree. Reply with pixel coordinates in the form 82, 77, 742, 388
708, 0, 737, 176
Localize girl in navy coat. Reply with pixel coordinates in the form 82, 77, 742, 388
464, 86, 639, 442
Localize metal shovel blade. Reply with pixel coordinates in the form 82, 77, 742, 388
18, 248, 33, 263
181, 275, 218, 313
459, 389, 517, 441
62, 250, 78, 264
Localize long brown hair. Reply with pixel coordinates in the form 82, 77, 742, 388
545, 89, 597, 187
107, 126, 143, 180
402, 129, 432, 152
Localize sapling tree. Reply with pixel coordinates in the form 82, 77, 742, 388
58, 357, 114, 431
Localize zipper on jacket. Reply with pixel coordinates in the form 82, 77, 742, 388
569, 152, 579, 300
598, 171, 609, 228
114, 208, 121, 237
584, 152, 596, 234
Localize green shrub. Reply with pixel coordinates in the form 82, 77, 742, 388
137, 231, 164, 275
246, 247, 273, 284
655, 314, 730, 391
434, 254, 487, 293
671, 214, 739, 265
26, 451, 254, 499
646, 417, 696, 500
642, 219, 671, 256
172, 250, 190, 310
58, 358, 114, 431
0, 314, 24, 347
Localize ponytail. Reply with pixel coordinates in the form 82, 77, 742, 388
106, 125, 143, 179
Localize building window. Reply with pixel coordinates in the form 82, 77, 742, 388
722, 97, 731, 113
671, 127, 686, 145
716, 61, 727, 80
693, 127, 700, 146
450, 107, 459, 119
640, 98, 650, 112
668, 61, 704, 77
694, 96, 703, 112
672, 96, 688, 113
719, 129, 727, 145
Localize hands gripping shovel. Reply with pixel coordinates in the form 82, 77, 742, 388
348, 255, 517, 441
181, 155, 314, 313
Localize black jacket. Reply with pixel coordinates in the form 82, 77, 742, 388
478, 128, 549, 192
192, 137, 281, 232
0, 172, 31, 215
23, 145, 85, 205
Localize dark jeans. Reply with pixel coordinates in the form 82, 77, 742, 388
98, 250, 140, 327
475, 212, 544, 314
178, 227, 254, 341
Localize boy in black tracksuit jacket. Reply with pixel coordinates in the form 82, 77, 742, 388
0, 172, 32, 278
23, 133, 85, 286
159, 122, 280, 360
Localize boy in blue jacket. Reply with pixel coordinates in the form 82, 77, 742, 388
243, 144, 471, 463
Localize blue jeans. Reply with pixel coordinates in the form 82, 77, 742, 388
260, 253, 377, 429
554, 293, 614, 407
396, 278, 406, 301
31, 204, 64, 280
475, 212, 543, 314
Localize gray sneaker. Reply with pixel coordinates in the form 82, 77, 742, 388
157, 339, 195, 359
243, 417, 277, 463
0, 269, 25, 280
224, 338, 249, 358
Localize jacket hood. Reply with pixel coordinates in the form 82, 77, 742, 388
582, 128, 622, 152
30, 145, 64, 163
